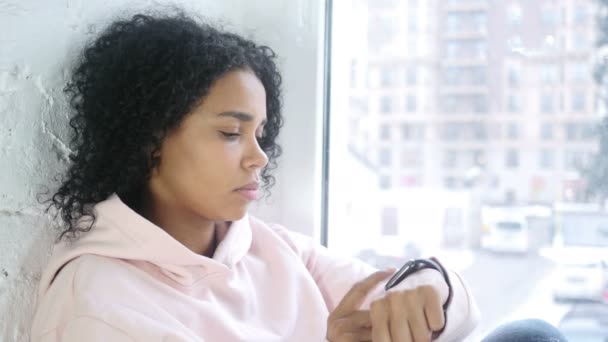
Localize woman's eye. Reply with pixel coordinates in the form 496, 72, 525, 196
220, 131, 240, 140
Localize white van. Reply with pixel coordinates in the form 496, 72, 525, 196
481, 216, 529, 253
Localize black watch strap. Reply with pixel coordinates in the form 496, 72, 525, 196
384, 257, 453, 337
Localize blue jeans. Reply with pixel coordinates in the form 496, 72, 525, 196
482, 319, 567, 342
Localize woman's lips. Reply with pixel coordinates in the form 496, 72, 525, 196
235, 182, 259, 200
236, 188, 258, 200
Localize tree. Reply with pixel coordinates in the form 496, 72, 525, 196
582, 0, 608, 203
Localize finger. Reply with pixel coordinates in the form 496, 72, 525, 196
347, 310, 373, 329
420, 285, 445, 332
333, 311, 372, 334
370, 300, 392, 342
387, 292, 413, 342
406, 303, 431, 342
334, 269, 395, 317
354, 328, 372, 341
340, 329, 372, 342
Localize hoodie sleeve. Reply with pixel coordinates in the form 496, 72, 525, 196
36, 316, 134, 342
271, 224, 480, 342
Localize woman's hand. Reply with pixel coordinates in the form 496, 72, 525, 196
327, 270, 394, 342
369, 281, 445, 342
327, 269, 446, 342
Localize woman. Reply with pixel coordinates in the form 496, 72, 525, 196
31, 11, 566, 342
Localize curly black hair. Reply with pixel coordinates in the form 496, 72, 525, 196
46, 11, 283, 241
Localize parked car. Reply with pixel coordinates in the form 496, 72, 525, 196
551, 248, 608, 303
481, 218, 529, 254
558, 304, 608, 342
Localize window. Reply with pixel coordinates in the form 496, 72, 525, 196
540, 64, 559, 84
507, 122, 519, 139
574, 5, 588, 25
401, 149, 422, 168
507, 67, 520, 87
380, 124, 391, 140
379, 174, 391, 189
380, 67, 398, 87
572, 91, 585, 112
349, 96, 369, 114
540, 93, 554, 114
505, 149, 519, 168
507, 3, 523, 27
564, 150, 582, 170
329, 2, 604, 339
406, 65, 417, 85
401, 123, 425, 141
539, 149, 554, 169
380, 96, 395, 114
507, 95, 520, 113
541, 6, 560, 28
581, 122, 596, 140
443, 150, 458, 168
572, 31, 588, 51
565, 123, 577, 141
406, 95, 417, 112
379, 148, 392, 166
381, 207, 398, 235
350, 60, 358, 88
541, 122, 553, 140
408, 11, 417, 32
568, 62, 588, 82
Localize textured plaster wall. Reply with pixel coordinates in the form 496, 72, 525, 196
0, 1, 325, 340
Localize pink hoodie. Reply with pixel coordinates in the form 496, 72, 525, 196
31, 194, 480, 341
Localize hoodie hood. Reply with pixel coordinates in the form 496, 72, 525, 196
38, 193, 253, 296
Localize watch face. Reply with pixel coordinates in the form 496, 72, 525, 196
386, 260, 416, 290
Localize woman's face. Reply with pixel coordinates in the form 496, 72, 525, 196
148, 69, 269, 221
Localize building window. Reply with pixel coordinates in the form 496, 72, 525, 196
508, 67, 520, 87
379, 148, 392, 167
380, 96, 395, 114
540, 93, 555, 114
541, 6, 560, 28
568, 62, 588, 82
349, 96, 369, 115
541, 122, 553, 140
380, 67, 397, 87
406, 95, 417, 112
564, 150, 581, 170
380, 124, 391, 140
572, 91, 585, 112
540, 64, 559, 84
381, 207, 398, 235
350, 60, 357, 88
565, 123, 577, 141
581, 122, 596, 140
506, 149, 519, 169
572, 31, 588, 50
539, 149, 554, 169
507, 95, 520, 113
406, 65, 417, 85
507, 3, 523, 27
408, 11, 417, 32
574, 5, 588, 25
401, 123, 425, 141
507, 122, 519, 139
379, 174, 392, 189
443, 150, 458, 168
401, 149, 422, 168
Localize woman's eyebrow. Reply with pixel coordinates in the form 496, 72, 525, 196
216, 111, 267, 125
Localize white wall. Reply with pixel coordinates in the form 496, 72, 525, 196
0, 1, 325, 340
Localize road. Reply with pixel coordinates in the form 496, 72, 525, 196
458, 250, 570, 340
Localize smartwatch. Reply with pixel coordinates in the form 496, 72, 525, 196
384, 257, 453, 337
